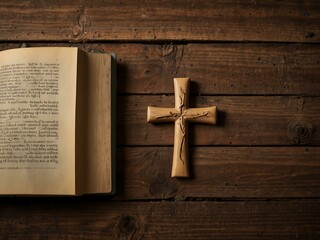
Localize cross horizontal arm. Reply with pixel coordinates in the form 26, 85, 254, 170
184, 106, 217, 124
147, 106, 179, 123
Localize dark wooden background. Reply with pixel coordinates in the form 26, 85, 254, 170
1, 1, 320, 239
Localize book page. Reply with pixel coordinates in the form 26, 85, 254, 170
0, 47, 77, 195
76, 51, 113, 195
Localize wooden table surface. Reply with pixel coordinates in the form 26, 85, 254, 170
1, 1, 320, 239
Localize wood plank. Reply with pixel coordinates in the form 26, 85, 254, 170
118, 96, 320, 146
0, 200, 319, 239
1, 43, 320, 95
1, 1, 320, 42
116, 147, 320, 199
112, 43, 320, 95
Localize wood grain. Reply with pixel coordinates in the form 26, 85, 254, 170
119, 96, 320, 146
116, 147, 320, 199
0, 200, 319, 239
1, 1, 320, 42
1, 43, 320, 95
113, 43, 320, 95
1, 0, 320, 239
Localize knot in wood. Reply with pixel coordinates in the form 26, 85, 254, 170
287, 119, 314, 144
72, 25, 82, 37
118, 215, 138, 237
71, 13, 91, 41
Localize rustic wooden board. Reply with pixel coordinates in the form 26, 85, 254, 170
112, 43, 320, 95
0, 200, 319, 239
119, 96, 320, 146
1, 1, 320, 42
116, 147, 320, 199
1, 43, 320, 95
1, 1, 320, 238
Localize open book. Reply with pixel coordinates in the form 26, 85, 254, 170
0, 47, 116, 195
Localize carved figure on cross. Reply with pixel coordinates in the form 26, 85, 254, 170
147, 78, 217, 177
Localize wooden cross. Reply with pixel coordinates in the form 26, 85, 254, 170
147, 78, 217, 177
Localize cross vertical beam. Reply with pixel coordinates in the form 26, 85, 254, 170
147, 78, 217, 177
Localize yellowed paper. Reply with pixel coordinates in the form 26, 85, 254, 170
76, 52, 112, 194
0, 47, 77, 195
